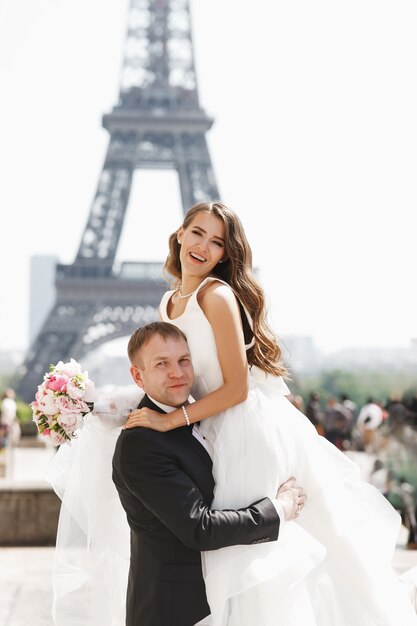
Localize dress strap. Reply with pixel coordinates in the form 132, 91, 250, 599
159, 288, 176, 321
196, 277, 255, 350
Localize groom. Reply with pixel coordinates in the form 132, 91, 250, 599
112, 322, 305, 626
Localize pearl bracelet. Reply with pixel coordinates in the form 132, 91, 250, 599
181, 405, 191, 427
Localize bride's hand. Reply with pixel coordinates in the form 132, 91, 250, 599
276, 477, 307, 521
123, 408, 172, 432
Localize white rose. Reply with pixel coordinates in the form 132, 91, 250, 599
57, 412, 83, 432
39, 393, 58, 416
83, 378, 96, 402
56, 358, 82, 378
39, 380, 48, 391
66, 379, 84, 400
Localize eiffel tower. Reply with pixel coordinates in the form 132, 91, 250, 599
17, 0, 219, 402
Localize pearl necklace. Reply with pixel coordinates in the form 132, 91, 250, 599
177, 287, 196, 299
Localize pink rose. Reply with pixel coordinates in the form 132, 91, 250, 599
46, 374, 69, 392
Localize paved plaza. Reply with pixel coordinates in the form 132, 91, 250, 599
1, 445, 417, 625
1, 545, 417, 626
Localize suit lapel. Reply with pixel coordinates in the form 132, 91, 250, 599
139, 395, 212, 470
169, 426, 212, 469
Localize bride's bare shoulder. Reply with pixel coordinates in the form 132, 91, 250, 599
198, 279, 238, 313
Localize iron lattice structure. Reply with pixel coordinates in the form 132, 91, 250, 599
17, 0, 219, 402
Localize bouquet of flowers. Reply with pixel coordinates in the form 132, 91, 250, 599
31, 359, 96, 446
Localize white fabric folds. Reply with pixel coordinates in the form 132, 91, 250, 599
47, 375, 417, 626
47, 385, 143, 625
195, 369, 417, 625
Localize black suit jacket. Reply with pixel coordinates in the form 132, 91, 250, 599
112, 395, 280, 626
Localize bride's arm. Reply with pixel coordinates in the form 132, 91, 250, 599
93, 385, 145, 424
125, 283, 249, 431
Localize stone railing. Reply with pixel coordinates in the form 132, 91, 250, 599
0, 439, 60, 546
0, 480, 60, 546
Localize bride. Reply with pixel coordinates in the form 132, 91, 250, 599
49, 201, 417, 625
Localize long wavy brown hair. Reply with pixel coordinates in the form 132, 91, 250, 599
164, 201, 286, 377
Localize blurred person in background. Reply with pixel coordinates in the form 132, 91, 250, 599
0, 388, 21, 447
357, 397, 383, 452
289, 394, 305, 414
340, 393, 357, 420
306, 391, 324, 435
324, 396, 353, 450
369, 460, 417, 550
385, 470, 417, 550
340, 393, 356, 448
369, 458, 389, 494
406, 392, 417, 427
386, 393, 409, 428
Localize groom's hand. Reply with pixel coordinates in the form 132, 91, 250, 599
276, 477, 306, 521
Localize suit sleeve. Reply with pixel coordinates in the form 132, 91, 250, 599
118, 430, 280, 551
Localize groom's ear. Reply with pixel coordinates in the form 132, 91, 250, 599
130, 365, 145, 389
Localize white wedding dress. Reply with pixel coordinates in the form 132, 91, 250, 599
159, 277, 417, 626
49, 277, 417, 625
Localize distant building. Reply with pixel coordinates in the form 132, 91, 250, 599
82, 346, 132, 387
322, 343, 417, 371
280, 335, 321, 373
0, 350, 24, 377
29, 255, 58, 346
278, 336, 417, 374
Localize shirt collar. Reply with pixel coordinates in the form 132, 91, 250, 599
147, 394, 194, 414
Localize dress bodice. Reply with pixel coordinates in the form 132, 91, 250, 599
159, 278, 227, 400
159, 277, 289, 403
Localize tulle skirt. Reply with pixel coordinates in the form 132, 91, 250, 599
195, 369, 417, 625
47, 386, 142, 625
48, 381, 416, 625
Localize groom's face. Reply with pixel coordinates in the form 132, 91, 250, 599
130, 334, 194, 407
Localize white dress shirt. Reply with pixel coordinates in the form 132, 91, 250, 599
357, 402, 383, 430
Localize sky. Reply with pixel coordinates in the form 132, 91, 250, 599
0, 0, 416, 356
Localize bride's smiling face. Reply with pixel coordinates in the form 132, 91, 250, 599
177, 212, 226, 278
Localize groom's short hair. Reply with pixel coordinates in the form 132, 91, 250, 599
128, 322, 188, 364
